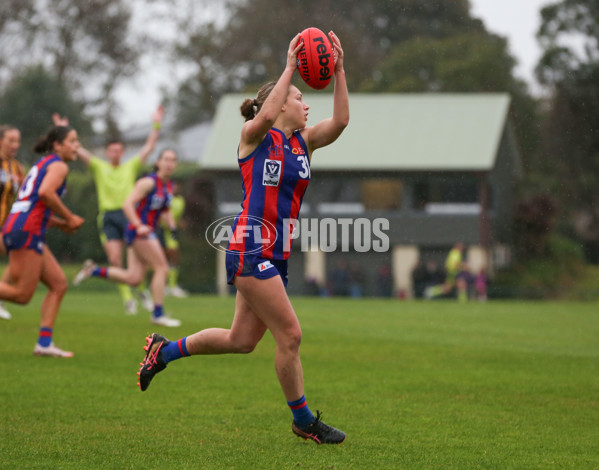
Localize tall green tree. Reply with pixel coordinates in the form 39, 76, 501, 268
361, 33, 517, 92
166, 0, 485, 127
536, 0, 599, 245
361, 31, 539, 166
0, 0, 34, 88
0, 66, 92, 165
0, 0, 140, 132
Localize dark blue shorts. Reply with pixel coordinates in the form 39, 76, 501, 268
225, 252, 288, 287
100, 210, 128, 242
3, 230, 44, 254
124, 226, 158, 246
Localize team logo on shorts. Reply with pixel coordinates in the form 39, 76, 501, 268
258, 260, 274, 272
263, 159, 282, 187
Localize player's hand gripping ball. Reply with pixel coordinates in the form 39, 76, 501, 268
296, 27, 336, 90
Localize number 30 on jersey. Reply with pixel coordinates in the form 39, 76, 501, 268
297, 155, 310, 179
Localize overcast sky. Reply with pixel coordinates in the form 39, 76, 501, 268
470, 0, 552, 89
116, 0, 554, 128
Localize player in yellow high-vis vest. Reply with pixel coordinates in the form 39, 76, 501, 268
159, 180, 188, 298
53, 107, 163, 314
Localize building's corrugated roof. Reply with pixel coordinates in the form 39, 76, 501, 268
201, 93, 511, 171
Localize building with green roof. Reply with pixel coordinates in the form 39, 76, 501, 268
202, 93, 521, 298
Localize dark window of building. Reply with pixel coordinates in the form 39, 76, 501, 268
361, 178, 403, 210
413, 176, 479, 210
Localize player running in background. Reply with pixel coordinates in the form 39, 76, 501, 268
425, 242, 465, 299
137, 31, 349, 444
73, 149, 181, 327
53, 108, 163, 315
159, 179, 189, 298
0, 125, 84, 356
0, 125, 26, 320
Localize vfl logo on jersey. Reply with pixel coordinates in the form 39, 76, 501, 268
149, 194, 166, 210
263, 159, 282, 187
258, 260, 274, 272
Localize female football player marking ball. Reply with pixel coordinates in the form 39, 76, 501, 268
139, 31, 349, 444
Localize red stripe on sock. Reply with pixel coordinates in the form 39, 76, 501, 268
39, 331, 53, 337
177, 339, 187, 357
289, 402, 307, 410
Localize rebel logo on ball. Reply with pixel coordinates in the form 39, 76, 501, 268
297, 27, 336, 90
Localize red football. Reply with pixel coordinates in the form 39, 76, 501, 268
296, 27, 336, 90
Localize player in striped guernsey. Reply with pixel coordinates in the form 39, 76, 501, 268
73, 149, 181, 327
0, 125, 84, 356
0, 126, 25, 229
0, 125, 26, 320
137, 32, 350, 444
53, 109, 163, 316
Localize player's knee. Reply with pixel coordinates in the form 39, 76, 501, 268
129, 273, 145, 286
14, 289, 35, 304
154, 262, 169, 276
107, 255, 122, 267
44, 271, 68, 296
281, 327, 302, 353
236, 341, 257, 354
228, 331, 261, 354
231, 334, 259, 353
54, 277, 68, 296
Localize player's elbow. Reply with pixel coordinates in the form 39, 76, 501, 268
337, 113, 349, 130
342, 115, 350, 128
38, 190, 53, 204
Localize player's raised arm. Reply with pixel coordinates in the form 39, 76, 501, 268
240, 34, 303, 152
304, 31, 349, 154
137, 106, 164, 165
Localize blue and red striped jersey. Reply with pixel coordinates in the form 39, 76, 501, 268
228, 128, 311, 260
130, 173, 172, 230
2, 154, 66, 236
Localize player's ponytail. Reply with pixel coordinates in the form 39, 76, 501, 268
239, 81, 277, 121
34, 126, 73, 154
240, 98, 257, 121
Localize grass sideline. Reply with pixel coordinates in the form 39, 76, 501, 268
1, 291, 598, 469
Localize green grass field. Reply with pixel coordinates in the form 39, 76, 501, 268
1, 289, 598, 469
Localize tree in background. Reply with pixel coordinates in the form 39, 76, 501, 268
536, 0, 599, 257
0, 0, 140, 134
0, 66, 92, 165
0, 1, 34, 86
166, 0, 488, 127
360, 32, 539, 163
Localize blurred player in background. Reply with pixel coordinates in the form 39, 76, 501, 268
158, 178, 189, 298
53, 108, 163, 315
137, 31, 349, 444
0, 125, 26, 320
73, 149, 181, 327
425, 242, 465, 299
0, 125, 84, 356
